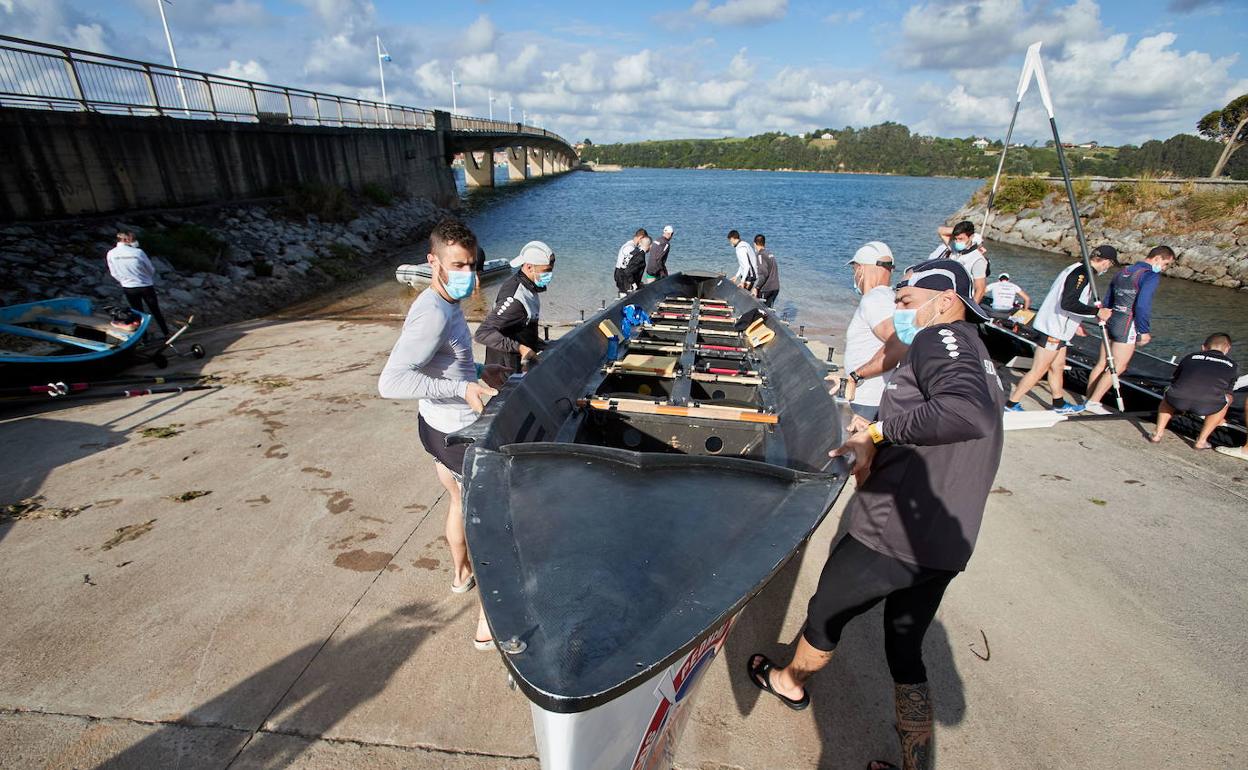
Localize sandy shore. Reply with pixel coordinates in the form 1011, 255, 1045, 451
0, 283, 1244, 768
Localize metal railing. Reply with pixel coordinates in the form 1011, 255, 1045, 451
0, 35, 568, 145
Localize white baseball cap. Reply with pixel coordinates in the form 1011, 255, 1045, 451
510, 240, 554, 268
847, 241, 894, 267
663, 225, 674, 235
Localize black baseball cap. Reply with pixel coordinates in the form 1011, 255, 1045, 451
897, 258, 991, 323
1091, 244, 1118, 262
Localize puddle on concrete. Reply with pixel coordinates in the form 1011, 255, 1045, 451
313, 489, 354, 514
333, 549, 398, 572
301, 467, 332, 478
246, 495, 271, 507
412, 557, 440, 570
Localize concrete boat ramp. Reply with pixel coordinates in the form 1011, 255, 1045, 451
1, 293, 1244, 768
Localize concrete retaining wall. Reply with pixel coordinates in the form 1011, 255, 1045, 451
0, 108, 458, 222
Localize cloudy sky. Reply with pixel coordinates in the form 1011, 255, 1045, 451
4, 0, 1246, 146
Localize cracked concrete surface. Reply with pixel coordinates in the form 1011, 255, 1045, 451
0, 277, 1245, 768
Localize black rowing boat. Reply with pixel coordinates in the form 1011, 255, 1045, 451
452, 271, 850, 769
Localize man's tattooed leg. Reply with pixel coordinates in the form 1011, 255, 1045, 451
893, 682, 933, 770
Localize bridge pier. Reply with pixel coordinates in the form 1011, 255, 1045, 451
528, 147, 546, 177
463, 151, 495, 188
507, 147, 527, 181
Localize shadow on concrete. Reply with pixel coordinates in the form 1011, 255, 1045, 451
94, 601, 458, 769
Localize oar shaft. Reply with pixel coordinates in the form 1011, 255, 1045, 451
1048, 116, 1126, 411
981, 99, 1023, 234
0, 384, 219, 406
0, 373, 205, 398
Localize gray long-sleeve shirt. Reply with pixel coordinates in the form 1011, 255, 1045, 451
378, 288, 478, 433
106, 243, 157, 288
847, 321, 1005, 571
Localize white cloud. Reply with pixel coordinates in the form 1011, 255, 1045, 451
825, 9, 865, 24
689, 0, 788, 26
727, 48, 755, 79
205, 0, 269, 26
216, 59, 269, 82
612, 50, 657, 92
463, 14, 498, 54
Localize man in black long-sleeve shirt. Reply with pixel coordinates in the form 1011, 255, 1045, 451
474, 241, 555, 373
747, 259, 1003, 770
1151, 332, 1239, 449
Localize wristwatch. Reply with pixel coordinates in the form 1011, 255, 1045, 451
866, 421, 886, 445
848, 370, 863, 385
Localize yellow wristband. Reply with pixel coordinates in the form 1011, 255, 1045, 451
867, 421, 885, 445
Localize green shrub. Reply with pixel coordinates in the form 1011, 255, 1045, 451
141, 224, 225, 273
1183, 187, 1248, 223
284, 182, 357, 222
361, 182, 394, 206
993, 176, 1051, 213
316, 242, 363, 281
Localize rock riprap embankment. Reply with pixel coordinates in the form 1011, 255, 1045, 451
0, 196, 451, 325
947, 179, 1248, 289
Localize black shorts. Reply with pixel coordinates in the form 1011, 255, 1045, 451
1164, 393, 1225, 418
1106, 313, 1137, 344
761, 289, 779, 307
803, 535, 957, 684
417, 415, 468, 478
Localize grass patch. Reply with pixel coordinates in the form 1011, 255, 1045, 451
315, 242, 364, 282
141, 224, 226, 273
140, 424, 183, 439
993, 176, 1052, 213
361, 182, 394, 206
284, 182, 357, 223
1182, 187, 1248, 224
1100, 176, 1175, 226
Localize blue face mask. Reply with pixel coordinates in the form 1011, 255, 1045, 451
951, 240, 969, 253
1151, 263, 1164, 274
535, 271, 554, 288
443, 267, 475, 300
892, 295, 939, 345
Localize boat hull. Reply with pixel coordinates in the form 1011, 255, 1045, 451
395, 258, 511, 287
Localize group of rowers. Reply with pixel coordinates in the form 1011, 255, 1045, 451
612, 226, 783, 306
834, 218, 1241, 453
377, 216, 1240, 770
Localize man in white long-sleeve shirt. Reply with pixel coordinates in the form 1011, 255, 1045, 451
378, 219, 510, 649
106, 231, 170, 336
727, 229, 758, 290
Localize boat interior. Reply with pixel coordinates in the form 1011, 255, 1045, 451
0, 300, 140, 359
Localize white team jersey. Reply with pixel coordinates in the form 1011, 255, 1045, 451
986, 281, 1022, 310
1033, 263, 1092, 342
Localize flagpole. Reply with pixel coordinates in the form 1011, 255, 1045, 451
451, 70, 459, 113
156, 0, 189, 114
376, 35, 391, 126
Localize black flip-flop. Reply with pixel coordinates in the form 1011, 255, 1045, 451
746, 653, 809, 711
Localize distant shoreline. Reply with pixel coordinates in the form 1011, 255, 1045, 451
584, 165, 984, 181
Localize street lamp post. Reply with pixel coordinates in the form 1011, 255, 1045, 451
451, 70, 459, 113
376, 35, 392, 126
488, 89, 495, 121
155, 0, 190, 114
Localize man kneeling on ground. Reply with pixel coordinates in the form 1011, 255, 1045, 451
1151, 332, 1239, 450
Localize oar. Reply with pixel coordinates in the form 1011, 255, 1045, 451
0, 373, 207, 398
980, 46, 1035, 237
0, 384, 220, 407
1026, 43, 1127, 411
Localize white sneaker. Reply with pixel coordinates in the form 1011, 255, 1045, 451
1082, 401, 1110, 415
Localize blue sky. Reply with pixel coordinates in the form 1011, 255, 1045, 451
4, 0, 1246, 145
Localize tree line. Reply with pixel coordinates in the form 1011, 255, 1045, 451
579, 121, 1248, 180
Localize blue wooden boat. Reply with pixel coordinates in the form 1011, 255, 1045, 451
0, 298, 151, 385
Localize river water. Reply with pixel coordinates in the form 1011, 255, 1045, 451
379, 167, 1246, 362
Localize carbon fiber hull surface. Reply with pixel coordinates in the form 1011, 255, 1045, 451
456, 272, 850, 769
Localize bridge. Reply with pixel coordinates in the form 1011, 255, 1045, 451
0, 36, 579, 219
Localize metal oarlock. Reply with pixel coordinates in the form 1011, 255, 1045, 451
600, 299, 606, 310
543, 324, 550, 341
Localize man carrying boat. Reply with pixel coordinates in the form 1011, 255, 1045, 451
831, 241, 903, 421
748, 258, 1003, 770
614, 229, 650, 296
643, 225, 674, 284
727, 230, 758, 290
378, 219, 510, 649
1004, 246, 1118, 414
753, 234, 781, 307
106, 231, 171, 338
475, 241, 555, 373
930, 221, 989, 302
1082, 246, 1177, 415
1150, 332, 1238, 449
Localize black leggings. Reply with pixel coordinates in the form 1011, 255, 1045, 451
803, 535, 956, 684
123, 285, 170, 336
